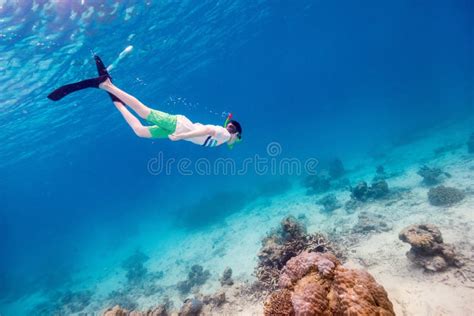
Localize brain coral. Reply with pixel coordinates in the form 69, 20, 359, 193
263, 289, 294, 316
264, 251, 395, 316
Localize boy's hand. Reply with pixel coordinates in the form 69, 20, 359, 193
169, 134, 181, 141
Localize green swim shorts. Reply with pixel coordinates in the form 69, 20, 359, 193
146, 109, 177, 138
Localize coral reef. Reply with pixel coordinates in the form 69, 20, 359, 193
255, 216, 340, 291
263, 289, 294, 315
303, 173, 331, 195
264, 251, 395, 315
428, 185, 465, 206
177, 265, 211, 295
219, 267, 234, 286
399, 224, 462, 271
417, 165, 451, 185
352, 212, 391, 234
350, 180, 389, 202
329, 158, 345, 179
316, 194, 341, 213
468, 132, 474, 153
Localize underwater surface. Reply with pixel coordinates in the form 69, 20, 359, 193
0, 1, 473, 315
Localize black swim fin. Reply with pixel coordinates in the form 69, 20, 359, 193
94, 55, 109, 77
94, 55, 122, 103
47, 75, 109, 101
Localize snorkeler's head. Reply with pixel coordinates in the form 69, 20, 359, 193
226, 120, 242, 139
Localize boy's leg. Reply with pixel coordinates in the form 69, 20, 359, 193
114, 102, 151, 138
100, 79, 177, 135
100, 79, 177, 138
114, 102, 172, 139
100, 79, 151, 119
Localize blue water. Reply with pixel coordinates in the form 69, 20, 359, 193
0, 1, 472, 314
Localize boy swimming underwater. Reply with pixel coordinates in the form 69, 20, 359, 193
47, 56, 242, 147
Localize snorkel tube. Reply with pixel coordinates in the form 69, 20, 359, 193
223, 112, 233, 127
224, 113, 242, 149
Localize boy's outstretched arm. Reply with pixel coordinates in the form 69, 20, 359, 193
169, 126, 215, 141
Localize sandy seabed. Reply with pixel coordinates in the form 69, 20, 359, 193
4, 120, 473, 316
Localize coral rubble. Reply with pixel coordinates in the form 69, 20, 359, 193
264, 251, 395, 315
399, 224, 462, 271
428, 185, 465, 206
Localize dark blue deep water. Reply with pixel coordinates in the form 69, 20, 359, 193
0, 1, 472, 314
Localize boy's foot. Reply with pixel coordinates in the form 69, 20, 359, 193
94, 55, 122, 102
98, 76, 112, 90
